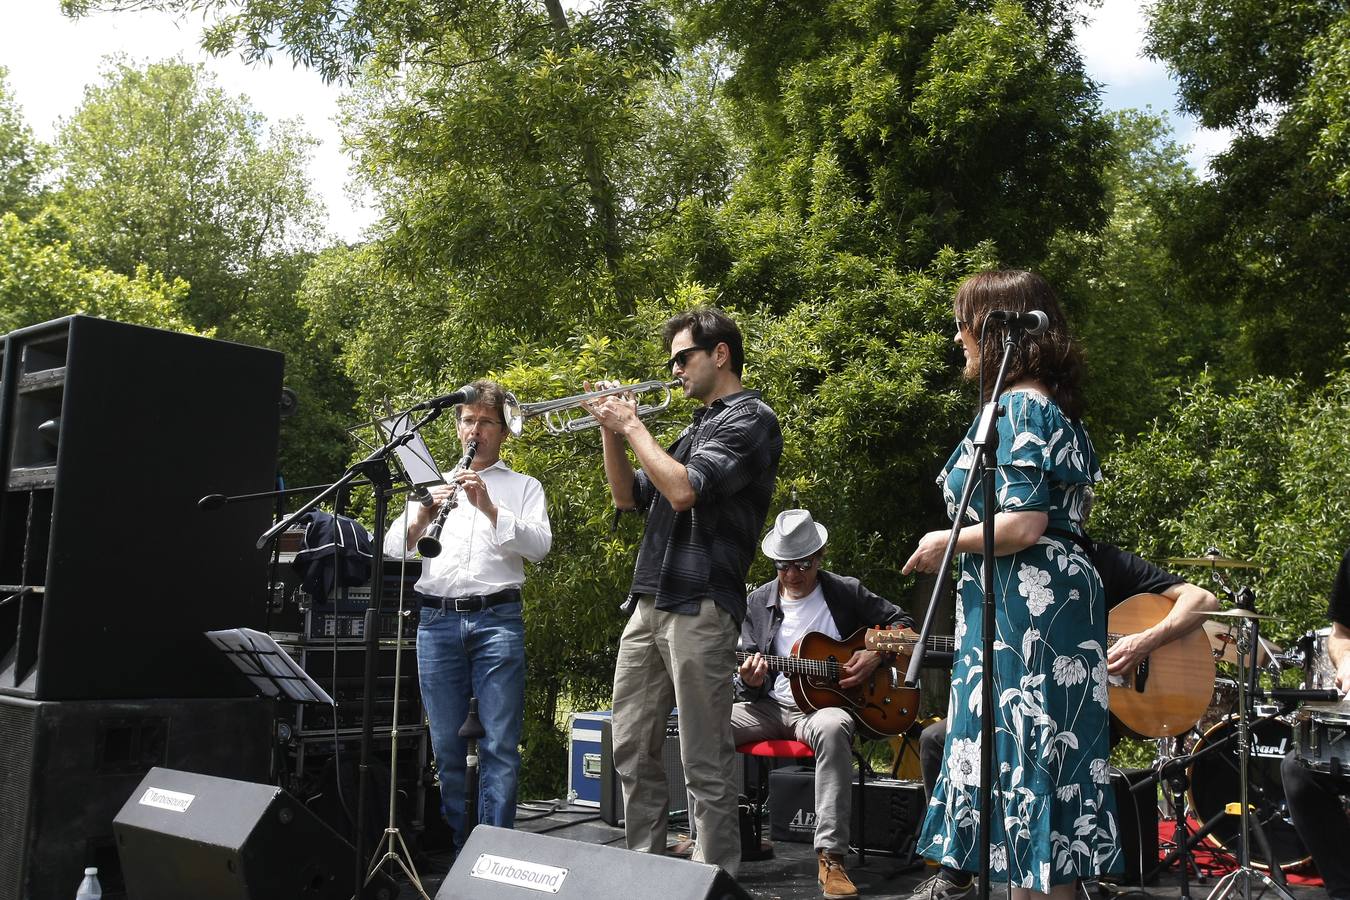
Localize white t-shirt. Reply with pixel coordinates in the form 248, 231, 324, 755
769, 584, 840, 706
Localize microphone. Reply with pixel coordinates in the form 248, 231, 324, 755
408, 384, 478, 412
411, 485, 437, 508
985, 309, 1049, 335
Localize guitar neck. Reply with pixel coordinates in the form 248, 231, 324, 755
736, 651, 838, 679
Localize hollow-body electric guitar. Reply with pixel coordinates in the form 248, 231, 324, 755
739, 627, 926, 737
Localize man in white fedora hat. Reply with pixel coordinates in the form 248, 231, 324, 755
732, 509, 913, 899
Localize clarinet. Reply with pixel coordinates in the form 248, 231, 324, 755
416, 439, 478, 558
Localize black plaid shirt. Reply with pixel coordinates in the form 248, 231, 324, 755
628, 389, 782, 624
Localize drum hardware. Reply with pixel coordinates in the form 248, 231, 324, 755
1203, 621, 1281, 668
1164, 551, 1262, 570
1202, 603, 1297, 900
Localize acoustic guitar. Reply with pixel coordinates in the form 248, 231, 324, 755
739, 627, 921, 737
863, 592, 1215, 738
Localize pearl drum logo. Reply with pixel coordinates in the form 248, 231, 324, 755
469, 853, 569, 893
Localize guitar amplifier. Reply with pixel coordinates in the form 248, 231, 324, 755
767, 766, 924, 859
597, 712, 686, 825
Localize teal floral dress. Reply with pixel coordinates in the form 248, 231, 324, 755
918, 390, 1122, 890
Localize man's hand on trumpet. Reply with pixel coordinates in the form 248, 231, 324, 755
581, 380, 641, 436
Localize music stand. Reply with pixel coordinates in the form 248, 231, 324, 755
206, 627, 336, 706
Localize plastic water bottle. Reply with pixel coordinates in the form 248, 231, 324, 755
75, 867, 101, 900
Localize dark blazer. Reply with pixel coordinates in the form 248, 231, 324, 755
736, 570, 913, 701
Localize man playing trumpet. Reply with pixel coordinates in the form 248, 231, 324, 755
584, 308, 783, 874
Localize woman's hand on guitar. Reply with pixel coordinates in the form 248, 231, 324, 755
739, 652, 768, 688
1107, 631, 1155, 675
838, 650, 883, 689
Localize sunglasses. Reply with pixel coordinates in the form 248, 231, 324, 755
666, 344, 714, 371
773, 557, 817, 572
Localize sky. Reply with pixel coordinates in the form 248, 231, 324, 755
0, 1, 1231, 245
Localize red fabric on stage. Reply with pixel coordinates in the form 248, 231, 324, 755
1157, 819, 1323, 887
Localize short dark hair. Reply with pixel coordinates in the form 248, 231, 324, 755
661, 307, 744, 377
455, 378, 509, 425
954, 270, 1087, 420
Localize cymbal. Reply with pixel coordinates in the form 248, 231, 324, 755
1202, 620, 1282, 666
1163, 554, 1261, 569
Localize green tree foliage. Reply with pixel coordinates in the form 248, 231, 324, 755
1093, 367, 1350, 648
49, 57, 351, 485
674, 0, 1113, 269
1145, 0, 1350, 383
54, 57, 323, 327
1044, 109, 1229, 439
0, 68, 49, 218
0, 211, 195, 334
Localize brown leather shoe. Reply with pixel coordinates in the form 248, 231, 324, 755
817, 850, 859, 899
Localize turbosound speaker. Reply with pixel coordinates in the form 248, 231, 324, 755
0, 696, 272, 900
113, 767, 396, 900
436, 825, 750, 899
0, 315, 284, 700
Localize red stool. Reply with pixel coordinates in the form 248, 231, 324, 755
737, 740, 815, 861
735, 739, 872, 865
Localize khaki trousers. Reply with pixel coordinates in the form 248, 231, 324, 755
611, 596, 741, 874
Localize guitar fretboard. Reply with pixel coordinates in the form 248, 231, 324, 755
735, 651, 840, 680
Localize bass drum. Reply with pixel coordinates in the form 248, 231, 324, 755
1187, 715, 1311, 871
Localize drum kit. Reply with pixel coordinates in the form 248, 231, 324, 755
1143, 550, 1349, 900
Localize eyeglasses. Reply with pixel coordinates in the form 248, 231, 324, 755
955, 319, 971, 333
666, 344, 714, 371
773, 557, 817, 572
458, 417, 503, 429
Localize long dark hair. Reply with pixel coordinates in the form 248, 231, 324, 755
954, 270, 1086, 421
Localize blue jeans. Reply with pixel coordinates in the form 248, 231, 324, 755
417, 601, 526, 849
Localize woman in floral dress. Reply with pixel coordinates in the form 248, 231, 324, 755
903, 270, 1121, 898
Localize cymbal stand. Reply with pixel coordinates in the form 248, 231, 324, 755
1204, 601, 1295, 900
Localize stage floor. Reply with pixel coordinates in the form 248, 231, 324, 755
407, 805, 1328, 900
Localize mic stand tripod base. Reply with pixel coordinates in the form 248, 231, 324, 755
366, 822, 431, 900
1204, 865, 1295, 900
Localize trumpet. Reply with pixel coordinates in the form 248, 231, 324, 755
504, 379, 681, 436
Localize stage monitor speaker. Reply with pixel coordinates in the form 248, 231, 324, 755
0, 695, 272, 900
1109, 767, 1159, 886
0, 315, 284, 700
113, 767, 397, 900
436, 825, 750, 899
598, 714, 686, 827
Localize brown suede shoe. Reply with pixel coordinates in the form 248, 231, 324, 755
817, 850, 859, 899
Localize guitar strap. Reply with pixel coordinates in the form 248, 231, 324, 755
1045, 526, 1095, 557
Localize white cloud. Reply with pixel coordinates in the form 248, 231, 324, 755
0, 3, 375, 242
1077, 0, 1157, 85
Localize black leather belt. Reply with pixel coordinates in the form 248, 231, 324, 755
419, 588, 521, 613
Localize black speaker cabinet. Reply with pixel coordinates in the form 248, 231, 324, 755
0, 695, 272, 900
113, 767, 371, 900
1109, 767, 1159, 885
437, 825, 750, 899
0, 315, 284, 699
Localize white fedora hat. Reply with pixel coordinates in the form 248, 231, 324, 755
760, 509, 828, 560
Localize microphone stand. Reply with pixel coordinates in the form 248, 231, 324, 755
248, 403, 446, 897
904, 324, 1019, 900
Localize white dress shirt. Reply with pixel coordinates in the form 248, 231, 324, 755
384, 459, 552, 597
